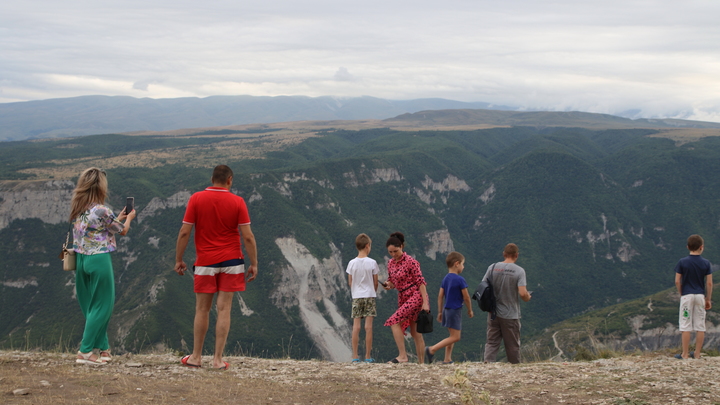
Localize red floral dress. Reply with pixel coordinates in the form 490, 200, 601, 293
384, 252, 426, 333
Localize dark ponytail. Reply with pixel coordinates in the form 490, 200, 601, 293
386, 231, 405, 248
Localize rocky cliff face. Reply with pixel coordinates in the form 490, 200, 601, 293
424, 229, 454, 260
136, 191, 192, 223
0, 180, 74, 230
271, 237, 351, 362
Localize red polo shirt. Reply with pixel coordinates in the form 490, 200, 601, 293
182, 186, 251, 266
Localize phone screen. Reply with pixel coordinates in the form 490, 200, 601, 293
125, 197, 134, 214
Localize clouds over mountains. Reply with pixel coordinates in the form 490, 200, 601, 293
2, 1, 720, 121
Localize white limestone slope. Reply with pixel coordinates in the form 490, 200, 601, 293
273, 237, 351, 362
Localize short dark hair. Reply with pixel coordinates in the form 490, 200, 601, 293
212, 165, 234, 184
503, 243, 519, 258
355, 233, 371, 250
446, 251, 464, 268
687, 234, 704, 252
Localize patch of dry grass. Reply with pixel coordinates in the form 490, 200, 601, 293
647, 128, 720, 145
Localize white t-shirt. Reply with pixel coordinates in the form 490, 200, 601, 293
346, 257, 380, 299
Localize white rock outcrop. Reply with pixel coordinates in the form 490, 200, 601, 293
272, 237, 351, 362
421, 174, 470, 193
136, 191, 192, 223
343, 166, 403, 187
0, 180, 74, 230
424, 229, 454, 260
479, 183, 496, 204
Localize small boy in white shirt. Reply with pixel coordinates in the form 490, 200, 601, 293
346, 233, 380, 363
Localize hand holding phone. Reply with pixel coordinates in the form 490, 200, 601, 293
125, 197, 134, 215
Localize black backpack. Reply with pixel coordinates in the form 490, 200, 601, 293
472, 263, 497, 320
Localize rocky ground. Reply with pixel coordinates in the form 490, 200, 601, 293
1, 350, 719, 404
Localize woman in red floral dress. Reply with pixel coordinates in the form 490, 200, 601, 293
383, 232, 430, 363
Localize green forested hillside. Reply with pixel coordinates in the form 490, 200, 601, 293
1, 125, 718, 361
522, 287, 720, 361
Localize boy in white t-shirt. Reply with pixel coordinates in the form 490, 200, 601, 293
346, 233, 380, 363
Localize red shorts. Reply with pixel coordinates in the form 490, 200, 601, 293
193, 259, 245, 293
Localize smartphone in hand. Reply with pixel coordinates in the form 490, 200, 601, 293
125, 197, 134, 215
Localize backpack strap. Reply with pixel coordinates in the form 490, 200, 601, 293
488, 263, 497, 283
489, 263, 497, 320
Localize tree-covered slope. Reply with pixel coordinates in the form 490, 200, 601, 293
1, 126, 718, 361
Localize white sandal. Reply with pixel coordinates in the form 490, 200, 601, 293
99, 350, 112, 362
76, 351, 106, 365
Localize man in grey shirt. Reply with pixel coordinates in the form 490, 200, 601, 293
482, 243, 531, 363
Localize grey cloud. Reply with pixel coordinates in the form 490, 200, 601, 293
132, 80, 163, 91
133, 81, 151, 91
334, 67, 355, 82
1, 1, 720, 121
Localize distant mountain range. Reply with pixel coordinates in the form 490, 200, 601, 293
3, 95, 720, 142
0, 95, 512, 141
386, 109, 720, 130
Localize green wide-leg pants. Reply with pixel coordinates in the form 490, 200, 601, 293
75, 253, 115, 353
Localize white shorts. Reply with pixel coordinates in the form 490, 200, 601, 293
679, 294, 706, 332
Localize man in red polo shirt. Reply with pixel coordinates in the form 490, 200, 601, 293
174, 165, 258, 370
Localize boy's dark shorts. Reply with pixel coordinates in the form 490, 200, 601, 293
442, 307, 463, 330
351, 297, 377, 318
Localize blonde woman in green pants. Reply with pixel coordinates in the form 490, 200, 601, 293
69, 168, 135, 365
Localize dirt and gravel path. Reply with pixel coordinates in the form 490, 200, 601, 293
1, 350, 719, 404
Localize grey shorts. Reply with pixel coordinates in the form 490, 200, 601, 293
351, 297, 377, 318
442, 307, 463, 330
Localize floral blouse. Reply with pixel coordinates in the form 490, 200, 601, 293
72, 204, 125, 255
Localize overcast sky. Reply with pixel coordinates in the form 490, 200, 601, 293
2, 0, 719, 121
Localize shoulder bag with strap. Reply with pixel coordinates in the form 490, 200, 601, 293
59, 224, 76, 271
472, 263, 497, 319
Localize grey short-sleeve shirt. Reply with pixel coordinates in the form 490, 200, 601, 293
482, 262, 527, 319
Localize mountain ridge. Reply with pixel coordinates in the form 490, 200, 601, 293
4, 95, 720, 142
0, 95, 508, 141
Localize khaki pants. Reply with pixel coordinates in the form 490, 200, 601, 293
484, 315, 521, 364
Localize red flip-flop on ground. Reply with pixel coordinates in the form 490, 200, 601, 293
181, 355, 201, 368
215, 361, 230, 370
